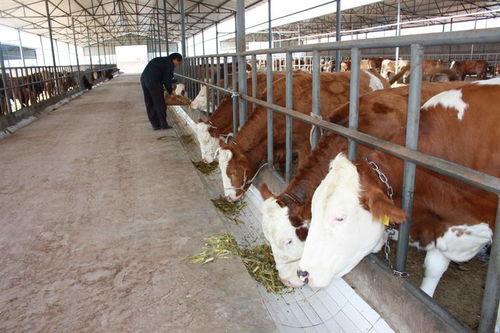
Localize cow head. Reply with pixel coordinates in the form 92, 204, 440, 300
217, 142, 252, 202
195, 121, 220, 163
298, 153, 405, 287
260, 184, 310, 287
190, 85, 207, 111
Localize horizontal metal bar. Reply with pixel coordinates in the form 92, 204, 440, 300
185, 28, 500, 58
174, 73, 236, 95
240, 94, 500, 195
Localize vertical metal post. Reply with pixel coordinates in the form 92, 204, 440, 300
86, 31, 93, 70
268, 0, 272, 48
395, 0, 401, 74
251, 54, 257, 111
179, 0, 186, 58
210, 56, 215, 111
266, 52, 273, 165
311, 50, 321, 148
232, 55, 238, 135
216, 56, 220, 105
285, 51, 293, 182
335, 0, 341, 72
202, 29, 205, 55
0, 42, 13, 115
71, 17, 81, 90
193, 36, 196, 56
347, 47, 360, 160
215, 22, 219, 54
39, 35, 46, 66
163, 0, 169, 55
236, 0, 247, 125
67, 43, 72, 66
395, 43, 424, 272
478, 198, 500, 333
45, 0, 60, 94
18, 29, 26, 67
156, 2, 162, 56
470, 17, 477, 59
96, 34, 101, 68
224, 56, 229, 89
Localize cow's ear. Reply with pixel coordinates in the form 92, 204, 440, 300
362, 190, 406, 224
259, 183, 274, 200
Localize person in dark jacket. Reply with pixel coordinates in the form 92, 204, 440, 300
140, 53, 183, 130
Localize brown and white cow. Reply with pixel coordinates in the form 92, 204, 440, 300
195, 72, 285, 163
218, 70, 390, 202
298, 78, 499, 296
450, 60, 488, 80
380, 59, 411, 83
258, 81, 470, 287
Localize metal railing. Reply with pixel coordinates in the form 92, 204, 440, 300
0, 64, 117, 117
177, 28, 500, 333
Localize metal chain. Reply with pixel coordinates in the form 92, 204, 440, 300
366, 159, 409, 279
367, 160, 394, 200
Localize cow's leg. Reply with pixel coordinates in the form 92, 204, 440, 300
421, 249, 450, 297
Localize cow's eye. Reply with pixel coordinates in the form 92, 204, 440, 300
285, 239, 293, 246
335, 217, 344, 222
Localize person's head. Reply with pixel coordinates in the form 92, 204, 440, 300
170, 53, 183, 66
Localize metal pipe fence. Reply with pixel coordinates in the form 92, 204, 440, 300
176, 27, 500, 332
0, 64, 117, 117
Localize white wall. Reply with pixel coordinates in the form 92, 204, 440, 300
116, 45, 148, 74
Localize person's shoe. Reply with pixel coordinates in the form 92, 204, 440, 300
159, 125, 172, 130
152, 126, 161, 130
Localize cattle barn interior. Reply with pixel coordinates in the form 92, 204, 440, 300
0, 0, 499, 332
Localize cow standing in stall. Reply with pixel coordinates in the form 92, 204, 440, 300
217, 70, 389, 202
450, 60, 488, 80
195, 72, 285, 163
258, 81, 469, 288
298, 78, 499, 296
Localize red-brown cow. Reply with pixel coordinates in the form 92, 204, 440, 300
450, 60, 488, 80
218, 70, 390, 202
259, 80, 471, 287
195, 72, 285, 163
299, 78, 499, 296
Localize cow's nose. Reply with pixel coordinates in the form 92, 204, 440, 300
202, 158, 208, 163
297, 270, 309, 284
226, 196, 234, 202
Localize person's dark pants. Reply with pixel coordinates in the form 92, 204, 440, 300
141, 77, 168, 129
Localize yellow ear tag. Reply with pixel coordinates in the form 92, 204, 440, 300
381, 215, 390, 226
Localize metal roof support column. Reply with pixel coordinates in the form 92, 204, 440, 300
17, 29, 26, 67
335, 0, 341, 72
156, 1, 162, 56
71, 16, 81, 89
236, 0, 247, 125
84, 14, 93, 71
202, 29, 205, 55
395, 0, 401, 74
96, 34, 101, 70
215, 22, 219, 54
45, 0, 60, 93
163, 0, 169, 55
39, 35, 46, 66
0, 42, 13, 114
179, 0, 186, 57
268, 0, 272, 48
192, 37, 196, 56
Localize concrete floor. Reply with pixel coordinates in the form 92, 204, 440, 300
0, 75, 276, 332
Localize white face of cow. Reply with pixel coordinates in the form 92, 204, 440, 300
190, 86, 207, 111
195, 122, 220, 163
217, 148, 241, 202
298, 154, 386, 287
261, 198, 305, 287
